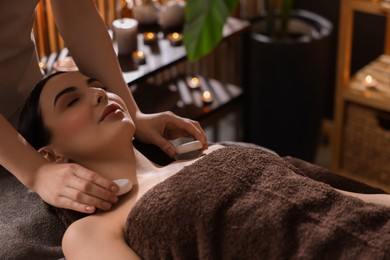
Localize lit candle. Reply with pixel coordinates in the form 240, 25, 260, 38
363, 75, 377, 89
202, 91, 214, 106
167, 32, 183, 46
132, 50, 146, 64
143, 32, 157, 45
112, 18, 138, 55
38, 61, 47, 72
188, 76, 201, 89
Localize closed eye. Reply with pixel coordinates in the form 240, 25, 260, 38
67, 98, 79, 107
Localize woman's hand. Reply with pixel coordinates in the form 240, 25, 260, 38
133, 112, 208, 157
32, 163, 119, 213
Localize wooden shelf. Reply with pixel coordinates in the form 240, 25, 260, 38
350, 0, 390, 15
132, 75, 243, 124
345, 54, 390, 112
333, 0, 390, 188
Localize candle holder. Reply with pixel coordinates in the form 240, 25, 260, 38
188, 76, 201, 89
201, 90, 214, 106
167, 32, 183, 46
132, 50, 146, 64
143, 32, 158, 45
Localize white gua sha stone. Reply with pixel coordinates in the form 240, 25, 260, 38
175, 140, 202, 154
113, 179, 133, 196
174, 140, 203, 160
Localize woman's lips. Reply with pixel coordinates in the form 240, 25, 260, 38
100, 103, 122, 122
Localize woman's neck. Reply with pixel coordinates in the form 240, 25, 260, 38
72, 144, 158, 185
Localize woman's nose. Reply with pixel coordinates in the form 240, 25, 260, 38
94, 88, 108, 105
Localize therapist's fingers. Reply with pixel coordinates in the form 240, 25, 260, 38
56, 195, 96, 214
153, 115, 208, 157
72, 165, 119, 196
70, 165, 119, 207
164, 115, 208, 148
34, 163, 119, 213
60, 185, 115, 213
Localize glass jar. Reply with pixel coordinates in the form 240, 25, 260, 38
132, 0, 161, 25
158, 0, 185, 30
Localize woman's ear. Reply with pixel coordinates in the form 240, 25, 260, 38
38, 146, 68, 163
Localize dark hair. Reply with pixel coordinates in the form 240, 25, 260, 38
19, 71, 90, 225
18, 72, 65, 150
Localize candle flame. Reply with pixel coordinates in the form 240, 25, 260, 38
38, 62, 46, 69
146, 32, 155, 39
203, 91, 212, 99
365, 75, 373, 84
172, 32, 179, 39
190, 77, 199, 87
135, 51, 145, 58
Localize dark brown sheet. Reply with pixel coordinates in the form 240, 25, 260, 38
125, 146, 390, 259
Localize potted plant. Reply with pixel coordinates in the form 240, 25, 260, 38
182, 0, 294, 61
183, 0, 240, 61
183, 0, 333, 162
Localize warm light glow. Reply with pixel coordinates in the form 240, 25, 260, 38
363, 74, 377, 89
144, 32, 156, 40
202, 91, 213, 105
189, 77, 200, 88
132, 50, 146, 64
167, 32, 183, 46
203, 91, 211, 99
135, 50, 145, 58
147, 32, 155, 39
172, 32, 180, 39
365, 75, 373, 84
38, 61, 46, 70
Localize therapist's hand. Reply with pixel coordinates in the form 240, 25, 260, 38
133, 112, 208, 157
32, 163, 119, 213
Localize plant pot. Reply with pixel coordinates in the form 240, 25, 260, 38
244, 9, 332, 162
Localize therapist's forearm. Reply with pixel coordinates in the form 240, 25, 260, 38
0, 114, 47, 188
50, 0, 140, 119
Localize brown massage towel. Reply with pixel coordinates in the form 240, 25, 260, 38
0, 167, 65, 260
125, 146, 390, 259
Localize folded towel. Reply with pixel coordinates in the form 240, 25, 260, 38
125, 147, 390, 259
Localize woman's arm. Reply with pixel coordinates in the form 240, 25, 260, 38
49, 0, 138, 119
49, 0, 208, 157
0, 115, 118, 213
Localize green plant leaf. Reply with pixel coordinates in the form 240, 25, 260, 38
184, 0, 239, 61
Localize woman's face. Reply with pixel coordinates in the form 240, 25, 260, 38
39, 71, 134, 161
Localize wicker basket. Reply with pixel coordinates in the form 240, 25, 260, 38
342, 103, 390, 186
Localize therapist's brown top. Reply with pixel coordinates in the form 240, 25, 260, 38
0, 0, 43, 125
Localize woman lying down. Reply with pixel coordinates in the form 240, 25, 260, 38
19, 71, 390, 259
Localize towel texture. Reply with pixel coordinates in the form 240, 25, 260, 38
125, 147, 390, 259
0, 167, 65, 260
1, 143, 389, 259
